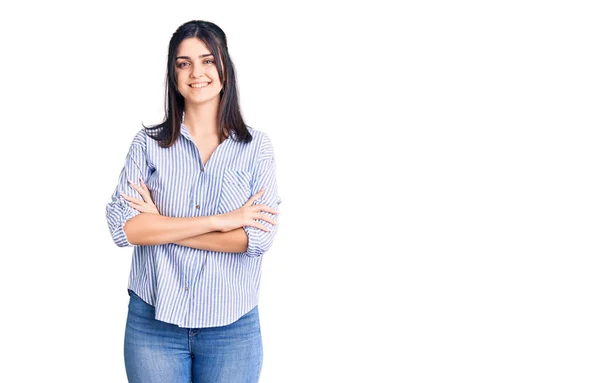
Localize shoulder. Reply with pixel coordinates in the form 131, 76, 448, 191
245, 127, 276, 161
246, 127, 273, 148
133, 128, 148, 145
126, 128, 149, 151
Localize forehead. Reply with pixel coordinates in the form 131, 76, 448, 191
176, 37, 212, 57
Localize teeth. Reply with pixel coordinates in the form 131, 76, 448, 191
190, 83, 209, 88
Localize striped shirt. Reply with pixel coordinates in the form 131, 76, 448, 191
105, 122, 281, 328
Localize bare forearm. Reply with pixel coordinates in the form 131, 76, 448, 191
124, 213, 220, 246
174, 227, 248, 253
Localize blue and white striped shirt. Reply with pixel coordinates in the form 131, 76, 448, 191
105, 123, 281, 328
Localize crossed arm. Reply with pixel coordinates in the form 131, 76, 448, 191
120, 212, 248, 252
106, 131, 280, 255
120, 179, 267, 253
174, 227, 249, 253
117, 176, 275, 253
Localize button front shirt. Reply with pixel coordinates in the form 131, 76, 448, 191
105, 123, 281, 328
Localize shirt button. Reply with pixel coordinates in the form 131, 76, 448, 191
196, 205, 201, 209
185, 286, 189, 291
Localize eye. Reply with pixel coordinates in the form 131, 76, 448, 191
177, 62, 189, 68
204, 59, 214, 64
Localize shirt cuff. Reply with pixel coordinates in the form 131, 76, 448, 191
242, 225, 262, 257
106, 197, 142, 247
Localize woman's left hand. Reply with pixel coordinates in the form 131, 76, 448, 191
121, 178, 160, 215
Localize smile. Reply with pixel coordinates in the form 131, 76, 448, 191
190, 82, 210, 88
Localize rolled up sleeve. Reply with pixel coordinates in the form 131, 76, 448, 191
243, 133, 282, 258
105, 130, 151, 247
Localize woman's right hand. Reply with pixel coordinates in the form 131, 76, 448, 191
216, 190, 279, 232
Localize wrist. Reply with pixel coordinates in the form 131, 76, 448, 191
207, 214, 222, 232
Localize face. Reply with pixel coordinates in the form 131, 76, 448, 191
174, 37, 224, 105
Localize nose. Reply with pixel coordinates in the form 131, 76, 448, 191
191, 64, 204, 78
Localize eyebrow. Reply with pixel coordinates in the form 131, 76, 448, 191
176, 53, 214, 60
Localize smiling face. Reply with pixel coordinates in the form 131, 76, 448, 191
175, 37, 224, 106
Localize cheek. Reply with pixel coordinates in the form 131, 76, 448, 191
209, 68, 221, 82
175, 72, 186, 87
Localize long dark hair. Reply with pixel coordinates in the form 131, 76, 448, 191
143, 20, 252, 147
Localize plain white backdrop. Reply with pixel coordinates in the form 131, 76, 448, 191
1, 1, 599, 382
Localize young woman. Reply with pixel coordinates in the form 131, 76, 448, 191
105, 20, 281, 383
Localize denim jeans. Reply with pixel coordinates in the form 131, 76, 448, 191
124, 289, 263, 383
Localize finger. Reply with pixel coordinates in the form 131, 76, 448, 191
137, 177, 150, 197
139, 180, 155, 203
244, 189, 265, 207
127, 201, 157, 215
256, 204, 278, 215
128, 179, 142, 194
120, 193, 143, 204
249, 212, 277, 227
251, 204, 278, 216
250, 220, 271, 232
139, 188, 151, 202
140, 177, 150, 192
125, 200, 144, 212
129, 178, 151, 202
258, 213, 277, 226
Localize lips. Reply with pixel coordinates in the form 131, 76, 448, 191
189, 82, 211, 88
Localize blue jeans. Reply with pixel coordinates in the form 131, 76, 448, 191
124, 289, 263, 383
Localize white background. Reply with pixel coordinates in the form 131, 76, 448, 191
1, 1, 599, 382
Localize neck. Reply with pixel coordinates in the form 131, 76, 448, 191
183, 99, 220, 137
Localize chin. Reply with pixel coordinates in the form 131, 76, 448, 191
187, 93, 220, 103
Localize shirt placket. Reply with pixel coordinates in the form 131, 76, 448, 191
182, 129, 208, 326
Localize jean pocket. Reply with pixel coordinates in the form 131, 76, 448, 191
218, 169, 252, 214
